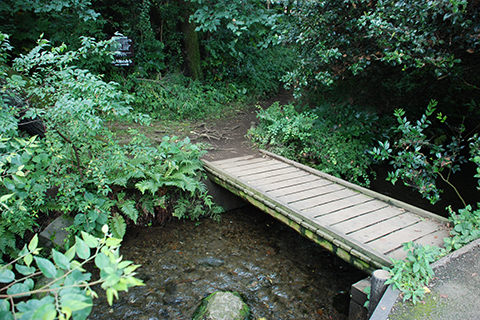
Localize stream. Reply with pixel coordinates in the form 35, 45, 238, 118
89, 205, 367, 319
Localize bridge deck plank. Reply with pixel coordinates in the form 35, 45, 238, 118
202, 153, 449, 271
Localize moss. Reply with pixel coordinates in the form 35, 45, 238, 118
192, 291, 250, 320
389, 293, 448, 320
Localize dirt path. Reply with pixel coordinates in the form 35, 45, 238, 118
198, 89, 295, 161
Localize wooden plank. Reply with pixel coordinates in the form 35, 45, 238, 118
287, 186, 357, 210
219, 158, 279, 171
247, 171, 313, 188
264, 175, 322, 192
228, 162, 291, 176
266, 179, 332, 197
348, 213, 421, 243
275, 181, 343, 203
211, 155, 257, 165
331, 205, 402, 233
368, 220, 443, 254
240, 167, 304, 181
306, 194, 372, 217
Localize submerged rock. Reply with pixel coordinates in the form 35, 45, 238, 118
192, 291, 250, 320
197, 257, 225, 267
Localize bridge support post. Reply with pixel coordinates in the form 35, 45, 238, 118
349, 278, 369, 320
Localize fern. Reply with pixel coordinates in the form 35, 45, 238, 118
119, 200, 139, 223
109, 212, 127, 239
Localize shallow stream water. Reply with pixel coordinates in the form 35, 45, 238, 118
89, 206, 367, 319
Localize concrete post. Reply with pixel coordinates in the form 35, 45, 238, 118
368, 269, 391, 318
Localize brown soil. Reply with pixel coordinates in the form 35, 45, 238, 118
198, 88, 295, 161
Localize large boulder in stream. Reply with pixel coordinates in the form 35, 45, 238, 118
192, 291, 250, 320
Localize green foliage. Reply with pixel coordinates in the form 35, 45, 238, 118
469, 133, 480, 190
188, 0, 294, 95
385, 242, 441, 304
0, 0, 104, 60
126, 73, 241, 120
0, 227, 144, 320
370, 100, 467, 205
1, 34, 223, 258
248, 102, 377, 186
444, 205, 480, 251
0, 135, 51, 255
284, 0, 480, 112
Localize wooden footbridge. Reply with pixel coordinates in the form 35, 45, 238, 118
202, 150, 450, 274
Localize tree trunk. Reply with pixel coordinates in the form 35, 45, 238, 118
178, 0, 203, 80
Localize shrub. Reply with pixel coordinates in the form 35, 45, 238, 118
248, 102, 376, 186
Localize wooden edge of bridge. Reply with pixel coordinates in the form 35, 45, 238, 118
202, 157, 392, 274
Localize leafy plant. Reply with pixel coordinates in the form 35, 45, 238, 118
283, 0, 479, 110
370, 100, 466, 205
444, 205, 480, 252
127, 73, 240, 120
188, 0, 294, 96
248, 102, 376, 186
385, 242, 441, 304
0, 226, 144, 320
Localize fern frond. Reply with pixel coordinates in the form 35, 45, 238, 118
120, 200, 139, 223
109, 212, 126, 239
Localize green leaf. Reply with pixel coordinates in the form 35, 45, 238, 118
0, 311, 13, 320
64, 245, 76, 261
0, 299, 10, 311
24, 278, 35, 291
106, 288, 115, 305
60, 293, 92, 312
34, 257, 57, 278
0, 193, 14, 203
81, 231, 99, 248
123, 264, 140, 276
103, 273, 120, 288
94, 253, 110, 270
105, 237, 122, 247
42, 309, 57, 320
125, 276, 145, 287
0, 269, 15, 283
6, 283, 30, 297
15, 264, 36, 276
75, 236, 91, 260
119, 200, 139, 223
24, 253, 33, 267
52, 249, 71, 270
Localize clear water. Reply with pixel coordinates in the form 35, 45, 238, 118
89, 206, 367, 320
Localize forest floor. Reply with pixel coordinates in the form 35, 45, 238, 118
111, 89, 295, 161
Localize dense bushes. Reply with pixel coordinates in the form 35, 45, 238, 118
248, 102, 379, 186
283, 0, 480, 114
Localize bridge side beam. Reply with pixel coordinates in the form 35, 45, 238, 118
205, 171, 385, 274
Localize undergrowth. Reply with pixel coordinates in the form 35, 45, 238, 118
248, 101, 378, 186
119, 72, 247, 121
